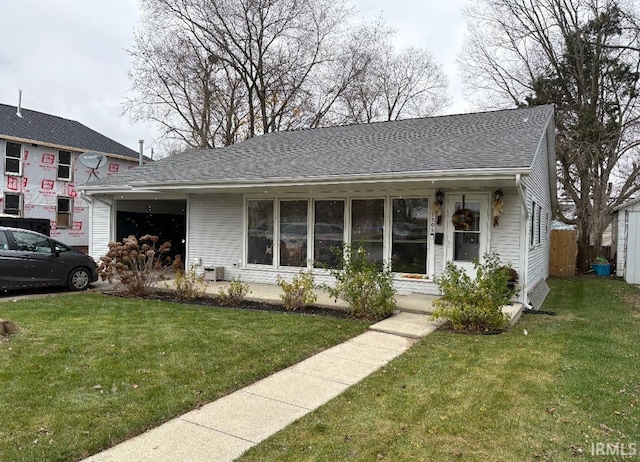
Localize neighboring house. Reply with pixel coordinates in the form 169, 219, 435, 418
613, 198, 640, 284
0, 103, 142, 251
79, 105, 557, 306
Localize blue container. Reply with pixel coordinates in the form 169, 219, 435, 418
592, 263, 611, 277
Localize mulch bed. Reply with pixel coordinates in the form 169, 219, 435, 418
101, 289, 355, 319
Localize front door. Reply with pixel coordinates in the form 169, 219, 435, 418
446, 194, 490, 277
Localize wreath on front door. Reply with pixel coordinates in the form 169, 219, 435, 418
452, 208, 474, 231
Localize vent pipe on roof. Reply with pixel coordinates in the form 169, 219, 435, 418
16, 90, 23, 118
138, 139, 144, 166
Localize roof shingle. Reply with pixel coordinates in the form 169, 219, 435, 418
0, 103, 139, 159
86, 104, 554, 188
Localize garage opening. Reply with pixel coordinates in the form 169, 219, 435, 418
116, 200, 186, 265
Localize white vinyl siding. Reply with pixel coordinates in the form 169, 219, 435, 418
522, 128, 552, 292
188, 194, 244, 280
89, 198, 113, 261
489, 188, 521, 272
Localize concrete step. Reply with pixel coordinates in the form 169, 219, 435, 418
369, 312, 444, 339
396, 294, 438, 315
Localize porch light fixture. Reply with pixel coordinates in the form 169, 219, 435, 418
435, 190, 444, 225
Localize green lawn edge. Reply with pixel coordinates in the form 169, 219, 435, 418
239, 277, 640, 461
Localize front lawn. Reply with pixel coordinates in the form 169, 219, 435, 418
240, 277, 640, 461
0, 293, 368, 462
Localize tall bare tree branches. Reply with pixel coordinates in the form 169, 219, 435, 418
125, 0, 450, 150
460, 0, 640, 270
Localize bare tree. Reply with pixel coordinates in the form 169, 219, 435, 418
460, 0, 640, 271
127, 0, 450, 151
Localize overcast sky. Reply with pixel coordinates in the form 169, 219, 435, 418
0, 0, 471, 157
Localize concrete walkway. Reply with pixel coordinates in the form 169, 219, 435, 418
84, 281, 442, 462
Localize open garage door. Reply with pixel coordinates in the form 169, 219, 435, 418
116, 200, 186, 265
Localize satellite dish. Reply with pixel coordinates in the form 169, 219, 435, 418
79, 152, 107, 169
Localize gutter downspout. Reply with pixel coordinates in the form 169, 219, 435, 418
516, 174, 532, 308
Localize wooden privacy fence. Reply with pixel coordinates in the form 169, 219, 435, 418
550, 229, 578, 277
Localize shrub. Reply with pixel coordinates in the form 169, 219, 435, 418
217, 278, 251, 306
432, 253, 517, 333
98, 235, 179, 297
324, 244, 396, 320
277, 271, 318, 311
173, 264, 208, 302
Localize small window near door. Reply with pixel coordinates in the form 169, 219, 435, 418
453, 200, 481, 262
58, 150, 72, 181
3, 192, 22, 216
392, 198, 428, 273
530, 201, 536, 246
57, 197, 72, 228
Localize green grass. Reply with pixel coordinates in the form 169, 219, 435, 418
240, 277, 640, 461
0, 293, 368, 461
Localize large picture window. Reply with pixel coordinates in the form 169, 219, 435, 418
392, 198, 428, 273
280, 200, 308, 267
247, 200, 274, 265
351, 199, 384, 265
5, 141, 22, 175
314, 200, 344, 268
453, 200, 481, 262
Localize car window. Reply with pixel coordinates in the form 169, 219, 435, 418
0, 231, 9, 250
12, 230, 53, 254
53, 241, 72, 253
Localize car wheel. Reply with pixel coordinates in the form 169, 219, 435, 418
68, 267, 91, 291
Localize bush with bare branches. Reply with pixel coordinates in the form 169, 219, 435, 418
98, 235, 180, 296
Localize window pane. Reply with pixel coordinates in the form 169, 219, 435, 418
247, 200, 274, 265
58, 197, 71, 213
58, 165, 71, 180
59, 150, 72, 165
280, 200, 307, 267
13, 231, 53, 254
314, 200, 344, 268
6, 142, 21, 158
5, 158, 20, 174
0, 231, 8, 250
392, 198, 428, 274
4, 194, 20, 215
351, 199, 384, 264
453, 200, 480, 262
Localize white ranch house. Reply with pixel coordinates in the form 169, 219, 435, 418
80, 105, 556, 307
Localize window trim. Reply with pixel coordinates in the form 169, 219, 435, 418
57, 150, 73, 181
56, 196, 73, 229
3, 192, 22, 217
530, 201, 536, 246
4, 141, 23, 176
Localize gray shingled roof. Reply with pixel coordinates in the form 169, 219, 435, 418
86, 104, 554, 188
0, 103, 139, 159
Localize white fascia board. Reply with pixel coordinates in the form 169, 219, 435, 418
124, 168, 532, 191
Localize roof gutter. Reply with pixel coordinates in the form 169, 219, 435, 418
80, 167, 531, 193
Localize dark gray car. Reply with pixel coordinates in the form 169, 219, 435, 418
0, 226, 98, 291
